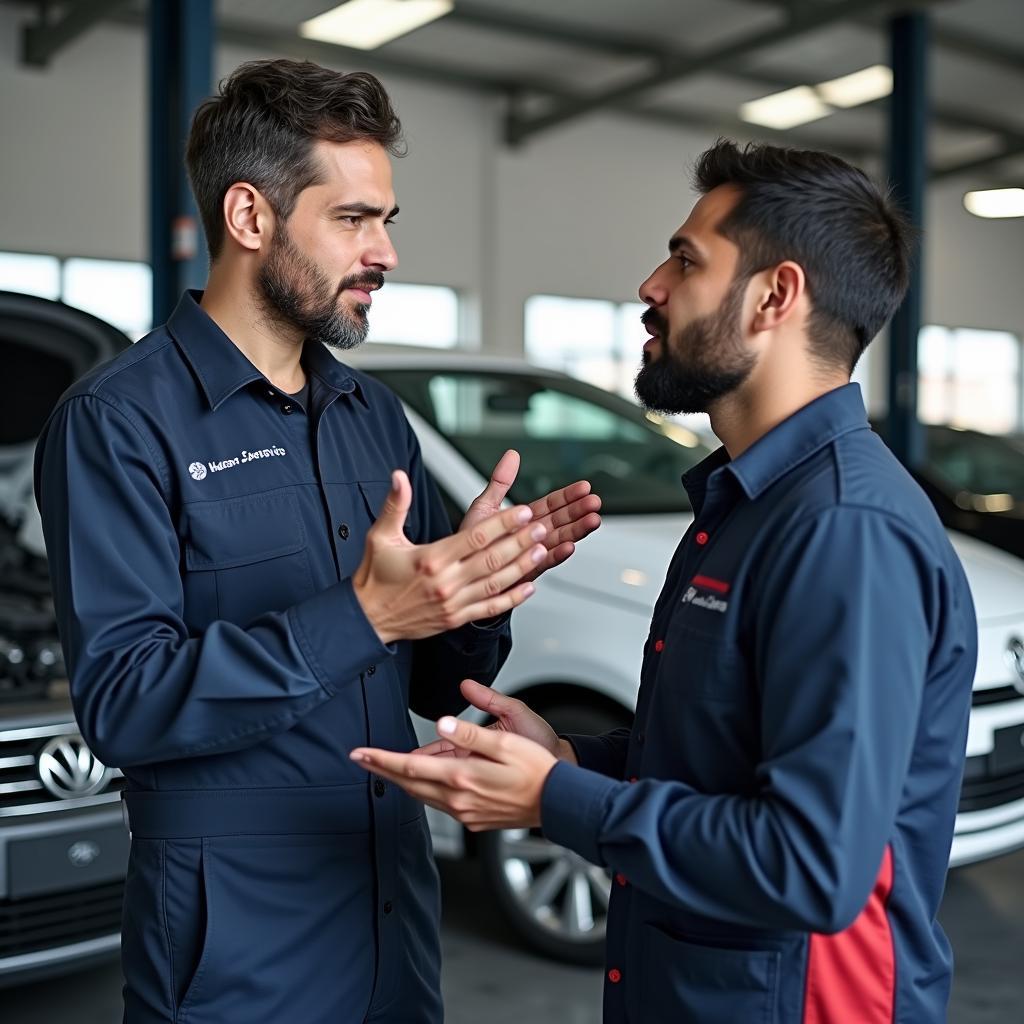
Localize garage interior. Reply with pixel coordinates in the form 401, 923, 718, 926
1, 1, 1023, 1022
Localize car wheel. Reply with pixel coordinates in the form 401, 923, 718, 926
478, 701, 627, 965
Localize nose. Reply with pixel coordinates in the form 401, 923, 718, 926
364, 224, 398, 273
639, 261, 671, 308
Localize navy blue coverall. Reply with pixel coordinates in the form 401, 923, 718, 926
542, 384, 978, 1023
35, 291, 511, 1023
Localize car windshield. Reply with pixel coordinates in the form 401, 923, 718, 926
367, 368, 713, 515
925, 427, 1024, 507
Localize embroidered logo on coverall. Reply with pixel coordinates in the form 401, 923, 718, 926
189, 446, 288, 479
682, 574, 731, 613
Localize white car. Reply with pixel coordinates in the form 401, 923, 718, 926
352, 350, 1024, 964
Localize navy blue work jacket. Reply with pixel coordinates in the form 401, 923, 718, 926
34, 291, 511, 1024
542, 384, 977, 1024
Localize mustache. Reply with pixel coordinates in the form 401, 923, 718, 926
338, 270, 385, 295
641, 307, 667, 336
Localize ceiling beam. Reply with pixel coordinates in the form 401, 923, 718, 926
745, 0, 1024, 76
504, 0, 943, 145
447, 1, 673, 61
932, 141, 1024, 182
107, 9, 871, 162
447, 2, 1021, 171
22, 0, 130, 67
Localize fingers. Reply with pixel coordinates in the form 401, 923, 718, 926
536, 494, 603, 541
460, 679, 522, 719
435, 715, 508, 759
445, 503, 536, 561
466, 449, 520, 517
455, 536, 547, 603
456, 579, 535, 623
371, 470, 412, 538
529, 480, 595, 521
412, 738, 461, 758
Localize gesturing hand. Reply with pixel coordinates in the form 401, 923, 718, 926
460, 449, 602, 583
412, 679, 577, 765
353, 471, 546, 645
351, 713, 558, 830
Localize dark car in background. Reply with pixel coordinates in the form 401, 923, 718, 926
0, 291, 130, 986
873, 420, 1024, 560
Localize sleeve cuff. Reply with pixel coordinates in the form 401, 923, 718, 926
562, 733, 621, 777
288, 578, 394, 694
541, 760, 622, 866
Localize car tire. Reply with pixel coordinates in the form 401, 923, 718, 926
477, 701, 627, 965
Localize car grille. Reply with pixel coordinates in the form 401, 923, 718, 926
972, 684, 1024, 707
0, 880, 123, 958
959, 763, 1024, 813
0, 722, 123, 816
961, 684, 1024, 813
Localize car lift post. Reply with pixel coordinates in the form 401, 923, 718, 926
886, 11, 929, 470
148, 0, 213, 326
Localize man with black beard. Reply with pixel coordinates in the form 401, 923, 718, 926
34, 60, 600, 1024
351, 140, 979, 1024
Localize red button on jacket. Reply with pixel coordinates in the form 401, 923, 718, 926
608, 968, 622, 984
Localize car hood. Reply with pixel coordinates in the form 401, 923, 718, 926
543, 513, 691, 613
947, 531, 1024, 623
545, 517, 1024, 625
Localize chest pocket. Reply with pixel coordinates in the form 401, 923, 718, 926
656, 623, 746, 703
645, 623, 759, 791
183, 489, 315, 627
357, 480, 420, 542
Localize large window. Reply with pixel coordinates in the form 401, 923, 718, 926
919, 325, 1023, 434
366, 282, 460, 348
525, 294, 647, 398
0, 255, 461, 349
0, 250, 152, 339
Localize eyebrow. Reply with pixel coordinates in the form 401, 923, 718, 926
668, 233, 704, 259
329, 202, 400, 219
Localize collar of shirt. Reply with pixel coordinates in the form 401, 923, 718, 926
681, 383, 870, 513
168, 290, 368, 411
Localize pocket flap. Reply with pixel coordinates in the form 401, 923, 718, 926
358, 479, 419, 538
184, 490, 306, 570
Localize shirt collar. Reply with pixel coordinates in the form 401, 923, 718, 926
681, 383, 869, 505
168, 290, 366, 411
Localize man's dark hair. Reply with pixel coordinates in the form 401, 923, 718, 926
186, 59, 405, 260
693, 139, 913, 372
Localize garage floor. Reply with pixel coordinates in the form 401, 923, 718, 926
4, 848, 1023, 1023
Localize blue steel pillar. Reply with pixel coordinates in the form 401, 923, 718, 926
886, 12, 929, 469
149, 0, 213, 325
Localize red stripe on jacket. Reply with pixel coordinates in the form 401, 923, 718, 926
691, 574, 730, 594
803, 845, 896, 1024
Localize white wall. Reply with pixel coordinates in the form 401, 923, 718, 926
1, 6, 1021, 372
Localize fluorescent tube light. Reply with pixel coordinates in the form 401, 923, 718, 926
300, 0, 453, 50
817, 64, 893, 107
740, 85, 831, 130
963, 188, 1024, 219
740, 65, 894, 130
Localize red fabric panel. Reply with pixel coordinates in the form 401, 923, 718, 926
803, 845, 896, 1024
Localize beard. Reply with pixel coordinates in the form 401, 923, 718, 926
256, 222, 383, 350
634, 275, 755, 415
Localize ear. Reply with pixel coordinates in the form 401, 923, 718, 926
221, 182, 273, 254
750, 261, 805, 333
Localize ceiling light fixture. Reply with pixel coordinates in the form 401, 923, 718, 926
300, 0, 454, 51
816, 64, 893, 108
963, 188, 1024, 219
740, 85, 831, 130
740, 65, 894, 130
